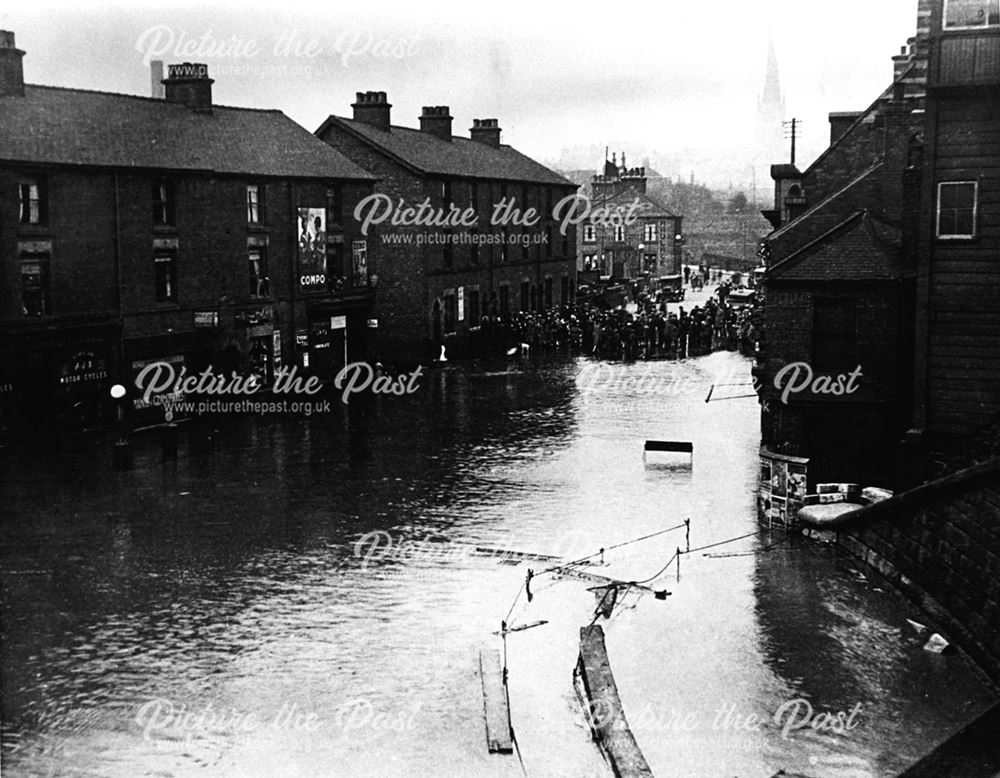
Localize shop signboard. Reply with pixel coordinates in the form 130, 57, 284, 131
194, 311, 218, 328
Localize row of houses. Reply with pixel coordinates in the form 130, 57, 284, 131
0, 31, 580, 432
755, 0, 1000, 522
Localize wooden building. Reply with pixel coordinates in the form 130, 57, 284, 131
911, 0, 1000, 466
755, 0, 1000, 518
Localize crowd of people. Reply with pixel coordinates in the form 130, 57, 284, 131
473, 277, 760, 361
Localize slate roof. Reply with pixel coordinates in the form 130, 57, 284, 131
0, 85, 375, 180
767, 162, 884, 242
591, 187, 678, 218
767, 210, 903, 282
317, 116, 573, 187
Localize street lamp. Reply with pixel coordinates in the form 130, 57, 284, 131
110, 383, 132, 471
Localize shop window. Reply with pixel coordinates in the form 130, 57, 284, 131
154, 251, 176, 302
249, 248, 269, 298
583, 225, 596, 243
944, 0, 999, 28
352, 239, 368, 285
247, 184, 263, 224
468, 287, 481, 328
812, 298, 855, 371
643, 222, 658, 242
152, 180, 176, 226
21, 257, 49, 316
18, 179, 45, 225
327, 243, 345, 286
936, 181, 978, 239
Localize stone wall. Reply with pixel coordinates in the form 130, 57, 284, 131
829, 458, 1000, 685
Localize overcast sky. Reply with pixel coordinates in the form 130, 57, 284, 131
3, 0, 918, 189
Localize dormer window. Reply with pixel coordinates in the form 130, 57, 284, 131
944, 0, 999, 29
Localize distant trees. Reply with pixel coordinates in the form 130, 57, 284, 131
728, 192, 749, 213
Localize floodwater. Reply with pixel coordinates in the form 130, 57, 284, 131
1, 351, 994, 777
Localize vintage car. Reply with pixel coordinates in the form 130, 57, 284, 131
658, 275, 685, 302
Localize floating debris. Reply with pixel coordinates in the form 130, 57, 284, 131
924, 633, 952, 654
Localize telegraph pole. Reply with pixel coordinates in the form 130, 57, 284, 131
783, 118, 801, 165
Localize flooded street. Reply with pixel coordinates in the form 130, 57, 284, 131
1, 352, 994, 777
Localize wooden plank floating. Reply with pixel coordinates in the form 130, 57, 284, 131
576, 625, 653, 777
479, 648, 514, 754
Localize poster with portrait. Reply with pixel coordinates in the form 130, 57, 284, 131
297, 207, 327, 292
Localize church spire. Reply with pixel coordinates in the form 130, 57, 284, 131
761, 32, 783, 110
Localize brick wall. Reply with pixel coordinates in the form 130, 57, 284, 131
317, 120, 578, 363
834, 459, 1000, 684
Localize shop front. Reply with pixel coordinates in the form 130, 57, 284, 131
0, 319, 120, 435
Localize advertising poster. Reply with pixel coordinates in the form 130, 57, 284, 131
297, 207, 327, 292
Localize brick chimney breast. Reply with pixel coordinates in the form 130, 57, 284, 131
0, 30, 26, 98
420, 106, 453, 141
163, 62, 213, 112
352, 91, 392, 131
470, 118, 501, 148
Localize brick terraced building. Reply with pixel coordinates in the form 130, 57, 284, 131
316, 93, 578, 362
0, 33, 376, 432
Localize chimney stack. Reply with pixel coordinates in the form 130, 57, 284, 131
352, 91, 391, 131
0, 30, 26, 98
470, 118, 501, 148
420, 106, 453, 142
150, 60, 164, 98
163, 62, 213, 111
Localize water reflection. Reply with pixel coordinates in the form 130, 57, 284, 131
0, 354, 993, 778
